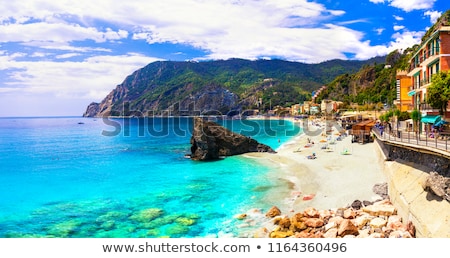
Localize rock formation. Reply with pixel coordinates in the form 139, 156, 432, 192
190, 117, 276, 161
422, 171, 450, 202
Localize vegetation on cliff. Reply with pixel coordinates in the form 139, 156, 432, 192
83, 57, 384, 117
315, 48, 413, 108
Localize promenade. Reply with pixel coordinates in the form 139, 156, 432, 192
373, 126, 450, 154
372, 126, 450, 237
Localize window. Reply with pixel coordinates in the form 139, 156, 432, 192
436, 38, 440, 54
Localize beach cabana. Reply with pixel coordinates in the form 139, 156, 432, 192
349, 120, 375, 144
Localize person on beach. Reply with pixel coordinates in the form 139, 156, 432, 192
307, 152, 317, 159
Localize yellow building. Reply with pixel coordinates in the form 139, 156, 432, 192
290, 104, 301, 116
394, 70, 413, 111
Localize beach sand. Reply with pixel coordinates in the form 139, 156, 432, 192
243, 118, 387, 214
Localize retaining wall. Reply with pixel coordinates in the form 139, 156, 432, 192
374, 138, 450, 237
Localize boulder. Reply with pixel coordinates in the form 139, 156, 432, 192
337, 219, 359, 237
372, 183, 389, 200
323, 228, 338, 238
190, 117, 276, 161
270, 230, 293, 238
266, 206, 282, 218
353, 214, 371, 229
278, 217, 291, 229
422, 171, 450, 201
343, 208, 356, 219
362, 204, 396, 216
304, 218, 324, 228
303, 207, 320, 218
369, 217, 387, 228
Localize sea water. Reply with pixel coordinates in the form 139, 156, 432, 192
0, 117, 301, 238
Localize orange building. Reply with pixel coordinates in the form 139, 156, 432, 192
394, 70, 413, 111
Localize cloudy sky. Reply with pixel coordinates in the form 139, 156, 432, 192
0, 0, 448, 116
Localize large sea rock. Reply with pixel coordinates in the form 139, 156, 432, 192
190, 117, 276, 161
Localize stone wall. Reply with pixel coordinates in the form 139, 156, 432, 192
374, 139, 450, 237
376, 139, 450, 177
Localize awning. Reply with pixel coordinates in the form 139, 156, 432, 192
407, 90, 417, 97
421, 115, 441, 124
434, 120, 448, 127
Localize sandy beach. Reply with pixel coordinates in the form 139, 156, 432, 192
244, 117, 387, 214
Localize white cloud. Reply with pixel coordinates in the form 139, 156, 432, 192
0, 22, 128, 44
55, 53, 81, 59
375, 28, 385, 35
389, 0, 436, 12
31, 52, 51, 58
394, 25, 405, 31
369, 0, 436, 12
0, 0, 384, 64
424, 10, 442, 24
393, 15, 404, 21
0, 51, 161, 101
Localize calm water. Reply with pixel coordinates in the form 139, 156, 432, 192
0, 117, 301, 238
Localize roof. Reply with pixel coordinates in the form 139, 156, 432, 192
421, 115, 441, 124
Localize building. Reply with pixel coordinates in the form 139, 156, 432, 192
321, 99, 333, 114
407, 24, 450, 130
303, 101, 311, 114
290, 104, 302, 116
394, 70, 413, 111
320, 99, 343, 114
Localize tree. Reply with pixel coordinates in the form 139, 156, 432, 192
394, 108, 401, 131
410, 109, 421, 134
428, 71, 450, 115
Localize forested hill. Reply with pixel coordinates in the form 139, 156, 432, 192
83, 57, 385, 117
314, 50, 410, 107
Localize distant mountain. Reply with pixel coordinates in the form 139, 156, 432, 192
83, 57, 385, 117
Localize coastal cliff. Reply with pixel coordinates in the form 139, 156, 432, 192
190, 117, 276, 161
82, 58, 385, 117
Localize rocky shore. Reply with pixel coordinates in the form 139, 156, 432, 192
235, 198, 415, 238
233, 177, 415, 238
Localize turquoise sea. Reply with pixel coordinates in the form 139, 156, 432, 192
0, 117, 301, 238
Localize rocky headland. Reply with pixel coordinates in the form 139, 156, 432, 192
190, 117, 276, 161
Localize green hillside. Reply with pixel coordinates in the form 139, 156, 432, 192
84, 57, 385, 117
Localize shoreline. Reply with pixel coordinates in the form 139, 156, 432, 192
238, 117, 388, 233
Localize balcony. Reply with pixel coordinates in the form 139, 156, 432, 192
408, 47, 440, 76
419, 103, 439, 113
419, 77, 432, 87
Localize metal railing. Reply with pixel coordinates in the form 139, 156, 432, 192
419, 103, 434, 111
372, 126, 449, 153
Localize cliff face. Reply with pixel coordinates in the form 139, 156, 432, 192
83, 58, 385, 117
190, 117, 276, 161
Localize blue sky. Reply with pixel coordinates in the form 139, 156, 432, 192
0, 0, 448, 116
